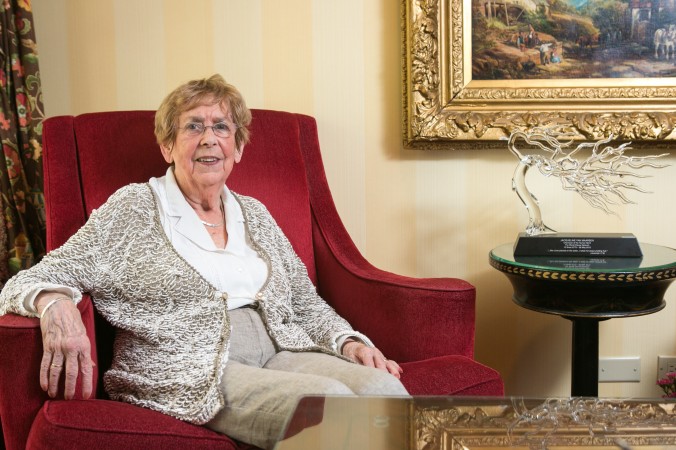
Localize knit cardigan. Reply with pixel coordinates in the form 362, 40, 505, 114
0, 183, 372, 424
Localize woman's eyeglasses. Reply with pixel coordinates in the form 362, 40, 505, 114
181, 121, 237, 138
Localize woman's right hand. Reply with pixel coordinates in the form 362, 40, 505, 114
36, 293, 94, 400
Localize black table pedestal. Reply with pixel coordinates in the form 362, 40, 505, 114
567, 317, 606, 397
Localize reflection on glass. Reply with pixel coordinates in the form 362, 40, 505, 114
416, 397, 676, 450
276, 396, 676, 449
513, 256, 643, 270
491, 243, 676, 273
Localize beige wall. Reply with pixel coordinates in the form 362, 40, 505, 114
32, 0, 676, 398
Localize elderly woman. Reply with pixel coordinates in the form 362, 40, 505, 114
0, 75, 407, 449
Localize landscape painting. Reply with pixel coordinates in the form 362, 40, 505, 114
472, 0, 676, 79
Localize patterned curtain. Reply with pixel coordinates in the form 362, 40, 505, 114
0, 0, 45, 285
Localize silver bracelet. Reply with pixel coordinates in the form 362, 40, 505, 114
39, 297, 71, 319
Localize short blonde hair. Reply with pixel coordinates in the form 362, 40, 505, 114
154, 74, 252, 150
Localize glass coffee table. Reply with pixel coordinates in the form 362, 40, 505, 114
275, 396, 676, 449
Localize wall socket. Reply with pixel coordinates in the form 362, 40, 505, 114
657, 356, 676, 380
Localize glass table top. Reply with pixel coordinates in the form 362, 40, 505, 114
490, 242, 676, 273
275, 396, 676, 450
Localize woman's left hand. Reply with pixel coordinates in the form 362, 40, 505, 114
341, 339, 403, 379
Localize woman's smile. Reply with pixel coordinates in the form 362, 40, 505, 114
193, 155, 223, 164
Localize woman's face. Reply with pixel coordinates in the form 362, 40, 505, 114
160, 101, 241, 195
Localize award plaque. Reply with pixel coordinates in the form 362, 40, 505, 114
513, 232, 643, 257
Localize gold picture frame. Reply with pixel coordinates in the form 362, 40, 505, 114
402, 0, 676, 149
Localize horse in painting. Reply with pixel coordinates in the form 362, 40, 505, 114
654, 25, 676, 59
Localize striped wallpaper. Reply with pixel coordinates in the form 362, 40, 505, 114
33, 0, 676, 398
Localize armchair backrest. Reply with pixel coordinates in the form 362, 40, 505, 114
42, 109, 317, 282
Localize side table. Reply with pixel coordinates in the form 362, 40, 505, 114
489, 242, 676, 397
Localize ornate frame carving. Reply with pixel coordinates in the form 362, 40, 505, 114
402, 0, 676, 149
413, 399, 676, 449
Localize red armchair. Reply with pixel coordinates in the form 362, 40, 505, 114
0, 109, 503, 449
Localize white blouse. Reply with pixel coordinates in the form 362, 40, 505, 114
148, 168, 268, 310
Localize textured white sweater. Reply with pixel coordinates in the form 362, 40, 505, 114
0, 183, 371, 424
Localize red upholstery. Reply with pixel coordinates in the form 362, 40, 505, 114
0, 109, 503, 450
27, 400, 237, 450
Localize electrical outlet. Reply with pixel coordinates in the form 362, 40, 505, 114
657, 356, 676, 380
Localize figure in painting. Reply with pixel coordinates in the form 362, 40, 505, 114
551, 43, 561, 63
539, 42, 552, 64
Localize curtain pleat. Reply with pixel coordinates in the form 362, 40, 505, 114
0, 0, 45, 284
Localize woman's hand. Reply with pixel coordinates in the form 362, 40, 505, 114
36, 293, 94, 400
341, 338, 403, 379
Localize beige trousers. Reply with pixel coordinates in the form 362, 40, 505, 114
205, 307, 408, 449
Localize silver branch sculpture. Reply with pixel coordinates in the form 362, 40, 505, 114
505, 128, 669, 236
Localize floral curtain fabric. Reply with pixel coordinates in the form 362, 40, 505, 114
0, 0, 45, 284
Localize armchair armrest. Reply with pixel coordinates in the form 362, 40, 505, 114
311, 215, 475, 363
296, 113, 476, 364
0, 296, 99, 450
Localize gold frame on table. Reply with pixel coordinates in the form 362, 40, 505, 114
402, 0, 676, 150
